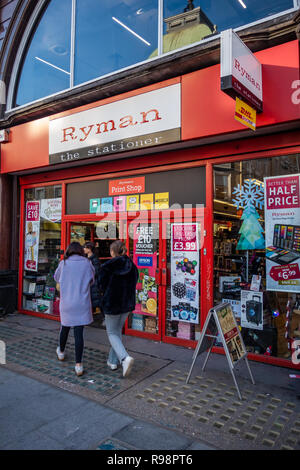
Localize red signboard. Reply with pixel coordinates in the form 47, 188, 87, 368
109, 177, 145, 196
270, 264, 300, 282
172, 223, 198, 252
266, 176, 300, 210
26, 202, 40, 221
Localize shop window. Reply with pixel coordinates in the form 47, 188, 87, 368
213, 154, 300, 362
23, 186, 62, 316
12, 0, 294, 107
74, 0, 158, 85
163, 0, 294, 54
15, 0, 72, 106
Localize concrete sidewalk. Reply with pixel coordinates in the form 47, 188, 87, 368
0, 313, 300, 450
0, 368, 213, 450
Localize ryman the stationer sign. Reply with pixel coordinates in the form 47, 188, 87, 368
49, 84, 181, 164
221, 29, 263, 112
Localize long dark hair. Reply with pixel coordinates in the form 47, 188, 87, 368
110, 240, 127, 257
64, 242, 84, 261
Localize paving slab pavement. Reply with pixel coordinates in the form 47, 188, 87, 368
0, 313, 300, 450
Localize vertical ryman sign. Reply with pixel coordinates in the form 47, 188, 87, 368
221, 29, 263, 112
49, 84, 181, 164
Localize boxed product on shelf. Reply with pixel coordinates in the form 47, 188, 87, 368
195, 324, 201, 340
131, 313, 144, 331
35, 284, 44, 297
53, 298, 60, 316
44, 286, 56, 300
36, 299, 53, 314
25, 298, 37, 311
177, 321, 194, 340
144, 317, 157, 334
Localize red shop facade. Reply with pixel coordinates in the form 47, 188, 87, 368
1, 40, 300, 369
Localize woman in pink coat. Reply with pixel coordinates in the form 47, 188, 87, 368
54, 242, 95, 376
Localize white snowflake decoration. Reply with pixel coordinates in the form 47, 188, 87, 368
232, 179, 264, 210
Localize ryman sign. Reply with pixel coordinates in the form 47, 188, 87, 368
49, 84, 181, 164
220, 29, 263, 112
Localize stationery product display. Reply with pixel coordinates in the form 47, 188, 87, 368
266, 224, 300, 265
131, 313, 144, 331
36, 299, 53, 314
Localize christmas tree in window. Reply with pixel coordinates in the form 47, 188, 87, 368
232, 179, 265, 250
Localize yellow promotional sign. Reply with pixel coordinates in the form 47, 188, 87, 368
140, 194, 154, 210
155, 192, 169, 209
235, 97, 256, 131
127, 195, 139, 211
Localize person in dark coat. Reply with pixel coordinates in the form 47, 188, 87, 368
98, 240, 138, 377
83, 242, 104, 323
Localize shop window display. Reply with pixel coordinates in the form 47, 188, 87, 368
213, 154, 300, 360
23, 186, 62, 316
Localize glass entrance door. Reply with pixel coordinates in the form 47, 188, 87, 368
125, 215, 162, 340
125, 209, 205, 345
66, 217, 126, 262
161, 210, 205, 346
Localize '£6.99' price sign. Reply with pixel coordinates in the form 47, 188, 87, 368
270, 264, 300, 283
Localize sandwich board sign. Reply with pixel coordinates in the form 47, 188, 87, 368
186, 302, 255, 400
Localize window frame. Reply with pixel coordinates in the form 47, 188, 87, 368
7, 0, 299, 111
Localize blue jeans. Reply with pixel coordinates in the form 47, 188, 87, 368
105, 312, 130, 365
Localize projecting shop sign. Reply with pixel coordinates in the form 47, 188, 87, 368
221, 29, 263, 112
49, 84, 181, 164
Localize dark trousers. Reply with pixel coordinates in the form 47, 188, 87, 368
59, 325, 84, 363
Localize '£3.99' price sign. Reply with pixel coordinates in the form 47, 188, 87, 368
171, 223, 200, 325
172, 224, 198, 252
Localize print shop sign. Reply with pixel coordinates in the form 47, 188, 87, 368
49, 84, 181, 165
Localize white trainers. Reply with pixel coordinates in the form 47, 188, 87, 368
56, 347, 65, 361
75, 364, 84, 376
107, 360, 118, 371
122, 356, 134, 377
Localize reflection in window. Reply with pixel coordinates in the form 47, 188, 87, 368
164, 0, 294, 51
14, 0, 294, 106
75, 0, 158, 85
15, 0, 72, 106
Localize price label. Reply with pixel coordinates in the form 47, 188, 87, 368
26, 202, 40, 221
270, 264, 300, 282
172, 224, 197, 252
